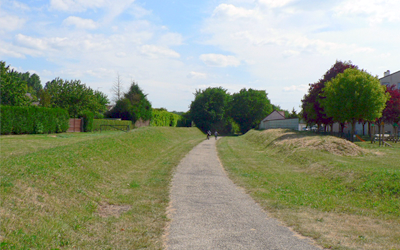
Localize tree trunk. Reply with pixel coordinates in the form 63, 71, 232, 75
351, 120, 356, 142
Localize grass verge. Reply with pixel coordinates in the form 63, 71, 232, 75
217, 129, 400, 250
0, 127, 204, 249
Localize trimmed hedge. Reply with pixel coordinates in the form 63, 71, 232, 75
150, 110, 191, 127
0, 106, 69, 135
92, 119, 132, 132
80, 111, 94, 132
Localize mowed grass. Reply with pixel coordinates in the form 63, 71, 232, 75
217, 129, 400, 250
0, 127, 204, 249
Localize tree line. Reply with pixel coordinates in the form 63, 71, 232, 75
301, 60, 400, 135
0, 61, 153, 124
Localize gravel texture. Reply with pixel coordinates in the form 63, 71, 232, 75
165, 138, 322, 250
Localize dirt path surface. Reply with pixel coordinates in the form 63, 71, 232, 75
165, 138, 321, 250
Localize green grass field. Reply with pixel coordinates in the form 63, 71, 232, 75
217, 129, 400, 250
0, 127, 204, 249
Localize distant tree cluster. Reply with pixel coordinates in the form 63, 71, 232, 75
107, 81, 152, 123
301, 60, 399, 135
189, 87, 273, 134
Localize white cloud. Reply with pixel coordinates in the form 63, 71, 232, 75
62, 16, 97, 29
258, 0, 296, 8
158, 33, 183, 46
140, 45, 180, 58
50, 0, 106, 12
0, 14, 25, 33
283, 84, 308, 92
200, 54, 241, 67
212, 4, 261, 19
187, 71, 207, 79
335, 0, 400, 24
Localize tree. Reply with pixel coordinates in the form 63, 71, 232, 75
44, 78, 109, 117
321, 68, 389, 136
189, 87, 231, 133
111, 73, 124, 104
229, 88, 272, 133
108, 81, 152, 123
0, 61, 30, 106
301, 60, 357, 131
382, 85, 400, 123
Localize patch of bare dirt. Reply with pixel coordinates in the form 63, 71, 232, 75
97, 203, 131, 218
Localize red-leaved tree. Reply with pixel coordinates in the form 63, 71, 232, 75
301, 60, 357, 132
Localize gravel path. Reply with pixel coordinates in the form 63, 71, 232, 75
165, 138, 321, 250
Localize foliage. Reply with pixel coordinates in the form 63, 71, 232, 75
150, 109, 188, 127
0, 61, 30, 106
382, 85, 400, 123
92, 119, 132, 132
43, 78, 109, 117
301, 60, 357, 127
0, 106, 69, 135
229, 88, 273, 133
79, 111, 94, 132
108, 82, 152, 123
321, 68, 389, 134
15, 71, 42, 99
189, 87, 232, 133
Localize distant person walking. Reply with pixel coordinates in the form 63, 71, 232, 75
207, 130, 211, 140
214, 131, 218, 140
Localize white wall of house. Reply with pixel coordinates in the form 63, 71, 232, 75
261, 118, 300, 130
380, 70, 400, 90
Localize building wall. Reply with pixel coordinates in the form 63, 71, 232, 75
261, 118, 300, 130
380, 70, 400, 89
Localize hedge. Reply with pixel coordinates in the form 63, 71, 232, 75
79, 111, 94, 132
92, 119, 132, 132
0, 106, 69, 135
150, 110, 191, 127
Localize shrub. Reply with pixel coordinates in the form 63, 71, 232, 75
0, 106, 69, 135
79, 110, 94, 132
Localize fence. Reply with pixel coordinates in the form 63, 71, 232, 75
67, 118, 82, 132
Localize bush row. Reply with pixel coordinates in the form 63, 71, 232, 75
0, 106, 69, 135
150, 110, 190, 127
92, 119, 132, 132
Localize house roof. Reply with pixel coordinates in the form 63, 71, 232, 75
379, 70, 400, 80
261, 110, 286, 122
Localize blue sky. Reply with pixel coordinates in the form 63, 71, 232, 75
1, 0, 399, 112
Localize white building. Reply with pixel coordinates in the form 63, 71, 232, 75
380, 70, 400, 90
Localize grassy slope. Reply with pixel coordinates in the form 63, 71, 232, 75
0, 127, 204, 249
217, 129, 400, 250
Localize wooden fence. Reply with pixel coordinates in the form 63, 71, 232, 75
67, 118, 82, 132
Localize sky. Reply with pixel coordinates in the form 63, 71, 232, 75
1, 0, 399, 112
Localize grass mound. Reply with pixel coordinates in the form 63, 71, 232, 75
244, 129, 367, 156
0, 127, 204, 249
217, 129, 400, 250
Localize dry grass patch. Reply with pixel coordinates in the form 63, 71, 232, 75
271, 208, 400, 250
257, 129, 367, 156
97, 203, 131, 218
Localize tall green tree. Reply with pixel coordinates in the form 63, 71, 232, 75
301, 60, 357, 130
189, 87, 231, 133
321, 68, 389, 135
0, 61, 30, 106
229, 88, 272, 133
108, 81, 152, 123
44, 78, 109, 117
